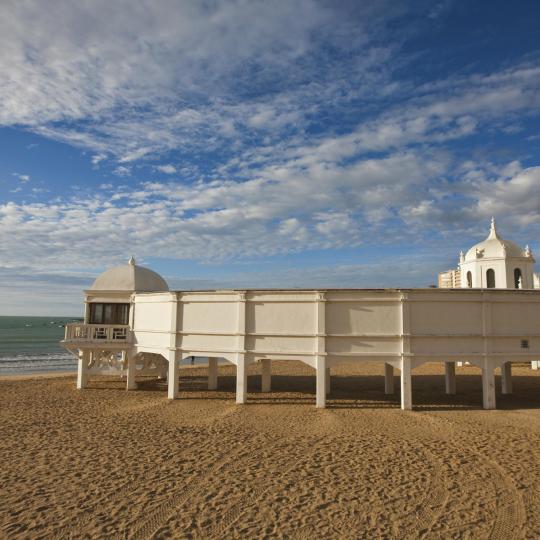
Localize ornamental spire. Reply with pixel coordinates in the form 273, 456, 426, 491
487, 217, 500, 240
128, 256, 136, 266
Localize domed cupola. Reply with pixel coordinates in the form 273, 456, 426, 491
459, 219, 535, 289
89, 257, 169, 293
464, 218, 526, 262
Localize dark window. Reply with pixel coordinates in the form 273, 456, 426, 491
89, 303, 129, 324
466, 271, 472, 288
486, 269, 496, 288
514, 268, 522, 289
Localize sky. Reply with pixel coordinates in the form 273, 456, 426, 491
0, 0, 539, 315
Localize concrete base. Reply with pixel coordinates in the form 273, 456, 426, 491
445, 362, 456, 395
384, 363, 394, 395
482, 361, 496, 409
501, 362, 512, 395
316, 356, 326, 408
261, 359, 271, 392
76, 351, 88, 389
236, 354, 247, 404
400, 357, 412, 410
167, 352, 179, 399
208, 357, 218, 390
126, 353, 137, 390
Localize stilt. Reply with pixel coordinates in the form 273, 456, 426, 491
325, 367, 331, 395
236, 354, 247, 404
316, 356, 326, 408
261, 359, 271, 392
167, 351, 179, 399
481, 360, 496, 409
400, 357, 412, 410
384, 363, 394, 395
208, 357, 218, 390
501, 362, 513, 395
445, 362, 456, 395
126, 352, 137, 390
76, 350, 88, 389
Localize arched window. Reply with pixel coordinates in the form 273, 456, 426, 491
514, 268, 522, 289
486, 269, 496, 288
466, 271, 472, 288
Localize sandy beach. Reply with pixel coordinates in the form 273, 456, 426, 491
2, 361, 540, 539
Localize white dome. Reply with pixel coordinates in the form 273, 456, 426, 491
90, 257, 169, 292
464, 219, 526, 262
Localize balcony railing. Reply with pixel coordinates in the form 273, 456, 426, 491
64, 323, 131, 344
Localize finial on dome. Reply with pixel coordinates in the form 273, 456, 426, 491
128, 256, 136, 266
525, 245, 532, 257
487, 216, 499, 240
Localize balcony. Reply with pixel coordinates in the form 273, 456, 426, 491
63, 323, 131, 345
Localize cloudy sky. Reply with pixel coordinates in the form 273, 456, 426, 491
1, 0, 539, 315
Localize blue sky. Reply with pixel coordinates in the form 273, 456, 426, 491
0, 0, 539, 315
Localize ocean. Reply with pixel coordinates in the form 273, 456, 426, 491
0, 316, 81, 375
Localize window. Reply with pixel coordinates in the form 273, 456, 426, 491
466, 271, 472, 288
486, 269, 496, 288
514, 268, 522, 289
89, 303, 129, 324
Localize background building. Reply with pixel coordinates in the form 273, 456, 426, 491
439, 219, 539, 289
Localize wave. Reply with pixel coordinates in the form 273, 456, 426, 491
0, 352, 77, 373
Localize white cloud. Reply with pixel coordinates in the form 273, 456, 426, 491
13, 173, 30, 182
113, 165, 131, 177
91, 153, 107, 166
156, 164, 177, 174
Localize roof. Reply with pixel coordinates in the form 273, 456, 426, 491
89, 257, 169, 292
464, 218, 528, 261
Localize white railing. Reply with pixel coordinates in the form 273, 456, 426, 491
64, 323, 131, 343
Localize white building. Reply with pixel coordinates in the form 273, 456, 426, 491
439, 218, 538, 290
62, 249, 540, 411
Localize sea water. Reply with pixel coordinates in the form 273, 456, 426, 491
0, 316, 81, 375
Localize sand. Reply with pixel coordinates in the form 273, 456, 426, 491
1, 361, 540, 539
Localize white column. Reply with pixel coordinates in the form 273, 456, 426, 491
325, 367, 331, 395
532, 361, 539, 370
501, 362, 513, 395
236, 354, 247, 404
76, 350, 89, 389
126, 352, 137, 390
167, 350, 179, 399
400, 357, 412, 410
445, 362, 456, 395
261, 359, 271, 392
208, 357, 218, 390
316, 356, 327, 408
482, 359, 496, 410
384, 363, 394, 395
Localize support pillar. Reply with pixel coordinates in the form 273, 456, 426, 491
481, 359, 496, 410
126, 352, 137, 390
236, 354, 248, 404
167, 351, 179, 399
316, 356, 326, 408
384, 363, 394, 395
208, 357, 218, 390
76, 350, 89, 389
400, 357, 412, 410
445, 362, 456, 395
501, 362, 513, 395
325, 367, 331, 395
261, 359, 271, 392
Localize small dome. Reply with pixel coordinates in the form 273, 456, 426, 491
464, 218, 526, 261
90, 257, 169, 292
